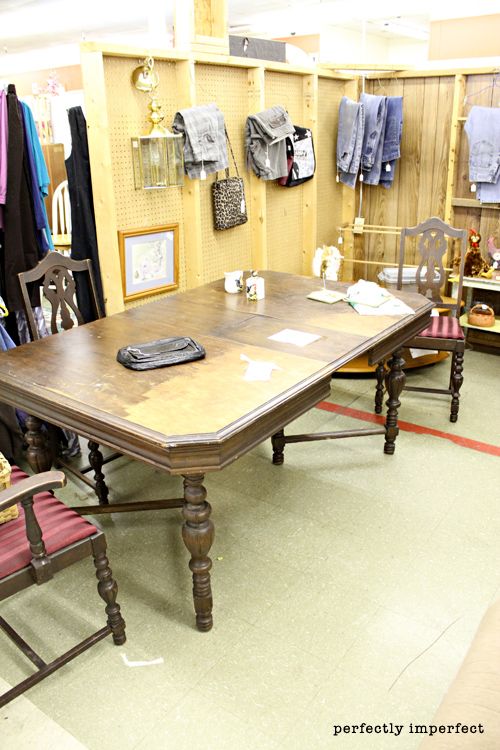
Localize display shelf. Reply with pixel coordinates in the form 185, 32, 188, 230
460, 313, 500, 334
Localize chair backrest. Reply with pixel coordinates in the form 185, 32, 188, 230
51, 180, 71, 235
18, 252, 103, 341
398, 216, 467, 319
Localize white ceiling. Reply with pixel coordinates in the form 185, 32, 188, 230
0, 0, 497, 58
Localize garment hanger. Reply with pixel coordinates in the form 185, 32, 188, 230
463, 72, 500, 105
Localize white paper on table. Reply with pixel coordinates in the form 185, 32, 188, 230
240, 354, 281, 381
267, 328, 322, 346
350, 298, 415, 316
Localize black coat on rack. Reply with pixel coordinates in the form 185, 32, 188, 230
65, 106, 105, 321
2, 84, 40, 313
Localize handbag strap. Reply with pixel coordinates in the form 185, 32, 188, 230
215, 126, 240, 182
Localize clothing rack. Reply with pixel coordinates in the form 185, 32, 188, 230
338, 223, 401, 236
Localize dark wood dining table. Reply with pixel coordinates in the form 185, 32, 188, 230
0, 271, 433, 631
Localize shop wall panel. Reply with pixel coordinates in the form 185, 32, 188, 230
194, 64, 253, 283
316, 77, 344, 250
103, 56, 186, 306
264, 71, 304, 274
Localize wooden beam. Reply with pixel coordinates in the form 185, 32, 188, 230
247, 67, 267, 271
339, 78, 359, 282
80, 49, 124, 315
444, 74, 466, 224
174, 0, 229, 55
302, 74, 318, 275
194, 0, 227, 40
79, 42, 350, 77
175, 60, 204, 289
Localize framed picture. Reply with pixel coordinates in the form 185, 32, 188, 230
118, 224, 179, 302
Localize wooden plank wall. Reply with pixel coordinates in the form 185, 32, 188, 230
354, 72, 500, 281
454, 74, 500, 250
360, 75, 455, 281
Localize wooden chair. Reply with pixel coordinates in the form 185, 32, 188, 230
374, 217, 468, 423
17, 252, 119, 507
0, 466, 125, 708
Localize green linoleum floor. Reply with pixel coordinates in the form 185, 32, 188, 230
1, 349, 499, 749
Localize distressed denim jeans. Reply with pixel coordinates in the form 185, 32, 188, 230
380, 96, 403, 188
360, 93, 387, 185
337, 97, 365, 188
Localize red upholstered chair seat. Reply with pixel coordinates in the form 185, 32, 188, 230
417, 315, 465, 340
0, 466, 98, 579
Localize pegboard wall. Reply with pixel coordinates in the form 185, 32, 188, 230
194, 64, 253, 283
103, 56, 187, 306
316, 77, 345, 248
84, 50, 500, 310
264, 72, 305, 274
85, 48, 350, 310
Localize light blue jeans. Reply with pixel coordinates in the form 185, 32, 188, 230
337, 97, 364, 188
464, 106, 500, 183
360, 93, 387, 185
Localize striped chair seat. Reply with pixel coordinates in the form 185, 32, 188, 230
0, 466, 98, 580
418, 315, 464, 340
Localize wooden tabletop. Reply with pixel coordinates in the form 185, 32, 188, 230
0, 272, 432, 474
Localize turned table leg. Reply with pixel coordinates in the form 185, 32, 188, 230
271, 429, 286, 465
182, 474, 214, 632
25, 415, 53, 473
383, 348, 406, 455
88, 441, 110, 505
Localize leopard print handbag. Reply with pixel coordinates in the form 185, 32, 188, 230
212, 129, 248, 230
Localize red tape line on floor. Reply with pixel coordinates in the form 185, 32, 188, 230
316, 401, 500, 457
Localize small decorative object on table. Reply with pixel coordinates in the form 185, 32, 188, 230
224, 270, 243, 294
312, 245, 343, 282
464, 229, 489, 277
467, 303, 495, 327
245, 271, 265, 300
0, 452, 17, 524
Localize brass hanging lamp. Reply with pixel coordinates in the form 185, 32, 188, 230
131, 57, 184, 189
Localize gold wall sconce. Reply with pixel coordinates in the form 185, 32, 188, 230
131, 57, 184, 189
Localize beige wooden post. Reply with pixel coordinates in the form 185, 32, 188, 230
340, 78, 359, 281
302, 73, 318, 275
444, 74, 466, 225
174, 0, 229, 55
175, 59, 204, 288
247, 66, 267, 270
80, 48, 124, 314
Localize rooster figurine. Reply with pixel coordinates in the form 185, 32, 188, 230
463, 229, 489, 277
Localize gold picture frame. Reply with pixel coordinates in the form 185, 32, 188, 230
118, 224, 179, 302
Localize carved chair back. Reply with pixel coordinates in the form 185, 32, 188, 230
18, 251, 102, 341
398, 217, 467, 318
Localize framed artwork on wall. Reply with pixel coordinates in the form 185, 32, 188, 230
118, 224, 179, 302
